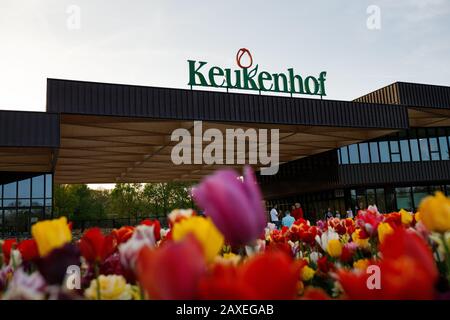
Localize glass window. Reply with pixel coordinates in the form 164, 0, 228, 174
376, 188, 386, 212
369, 142, 379, 163
390, 141, 401, 162
31, 199, 44, 206
400, 140, 411, 161
439, 137, 449, 160
4, 182, 16, 199
396, 187, 412, 211
419, 138, 430, 161
379, 141, 390, 163
3, 209, 17, 233
359, 143, 370, 163
18, 179, 31, 198
356, 189, 367, 209
337, 149, 341, 164
45, 174, 52, 198
17, 199, 30, 207
31, 208, 43, 225
429, 138, 440, 160
391, 154, 401, 162
390, 140, 399, 153
428, 185, 442, 195
412, 186, 428, 209
366, 189, 376, 206
32, 175, 45, 198
410, 139, 421, 161
3, 199, 16, 208
340, 146, 349, 164
348, 144, 359, 164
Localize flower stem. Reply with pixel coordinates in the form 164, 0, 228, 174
94, 263, 101, 300
440, 233, 450, 282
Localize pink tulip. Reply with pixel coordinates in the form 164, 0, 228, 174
192, 166, 266, 246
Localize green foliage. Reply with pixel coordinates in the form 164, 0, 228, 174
53, 182, 196, 221
54, 184, 107, 220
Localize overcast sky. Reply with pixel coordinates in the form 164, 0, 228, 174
0, 0, 449, 112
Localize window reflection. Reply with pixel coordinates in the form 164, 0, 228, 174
1, 174, 52, 235
349, 144, 359, 164
369, 142, 379, 163
419, 139, 430, 161
379, 141, 390, 163
359, 143, 370, 163
338, 127, 450, 165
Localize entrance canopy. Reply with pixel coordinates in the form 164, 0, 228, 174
8, 78, 450, 184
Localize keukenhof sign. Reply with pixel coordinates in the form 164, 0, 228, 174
188, 48, 327, 97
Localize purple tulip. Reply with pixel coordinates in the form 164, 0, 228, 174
192, 166, 266, 246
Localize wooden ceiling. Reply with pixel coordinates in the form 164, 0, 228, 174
52, 114, 396, 184
408, 108, 450, 127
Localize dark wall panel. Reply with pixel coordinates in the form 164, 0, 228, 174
0, 111, 60, 147
47, 79, 409, 129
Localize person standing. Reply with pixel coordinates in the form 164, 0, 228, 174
282, 210, 295, 228
270, 204, 281, 228
346, 207, 354, 219
292, 203, 304, 220
324, 207, 334, 220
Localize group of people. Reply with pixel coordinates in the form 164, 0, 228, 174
269, 203, 356, 229
269, 203, 304, 228
323, 207, 354, 220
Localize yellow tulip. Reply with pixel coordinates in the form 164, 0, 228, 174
400, 209, 413, 225
85, 275, 132, 300
301, 266, 315, 281
353, 259, 370, 271
415, 211, 421, 222
418, 192, 450, 233
31, 217, 72, 257
172, 216, 224, 262
352, 229, 369, 248
378, 222, 394, 244
326, 239, 342, 258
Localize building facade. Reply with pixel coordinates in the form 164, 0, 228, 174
1, 79, 449, 234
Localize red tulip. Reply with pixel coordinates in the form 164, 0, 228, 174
337, 228, 438, 299
111, 226, 134, 244
79, 228, 117, 264
200, 251, 301, 300
2, 239, 17, 265
140, 219, 161, 241
17, 239, 39, 262
199, 264, 255, 299
136, 235, 206, 299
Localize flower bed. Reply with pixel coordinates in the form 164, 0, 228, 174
1, 167, 450, 300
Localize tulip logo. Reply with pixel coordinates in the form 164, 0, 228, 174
236, 48, 253, 69
188, 49, 327, 96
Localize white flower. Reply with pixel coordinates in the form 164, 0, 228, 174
267, 222, 277, 231
245, 239, 266, 257
168, 209, 195, 223
118, 225, 156, 270
309, 251, 322, 264
315, 228, 339, 251
9, 249, 22, 268
160, 228, 170, 240
2, 268, 46, 300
